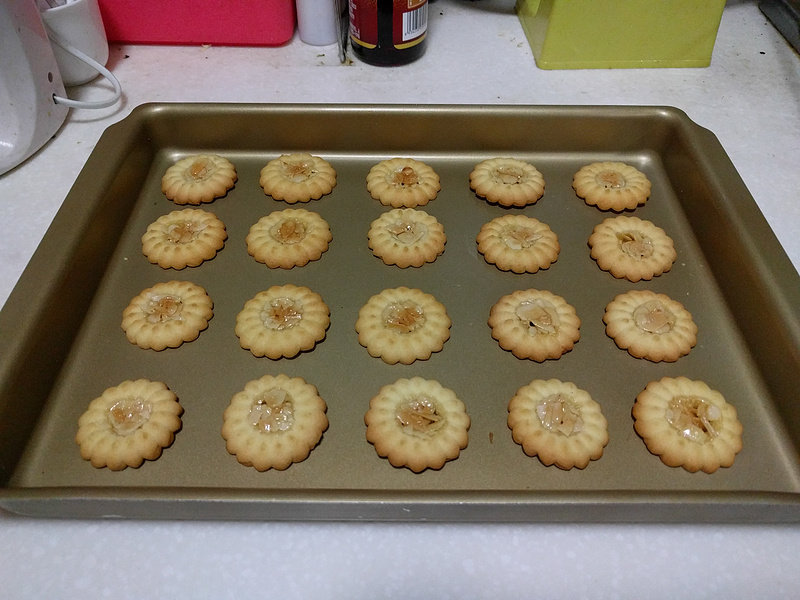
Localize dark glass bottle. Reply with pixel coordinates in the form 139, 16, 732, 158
349, 0, 428, 66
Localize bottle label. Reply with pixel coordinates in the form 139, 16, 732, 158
350, 0, 428, 50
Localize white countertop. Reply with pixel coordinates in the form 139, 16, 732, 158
2, 1, 800, 597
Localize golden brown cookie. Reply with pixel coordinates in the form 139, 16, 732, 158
75, 379, 183, 470
367, 208, 446, 268
603, 290, 697, 362
121, 281, 213, 351
356, 287, 451, 365
588, 216, 676, 282
572, 161, 651, 211
366, 158, 441, 208
633, 376, 743, 473
141, 208, 227, 269
365, 377, 470, 473
507, 379, 608, 470
476, 214, 560, 274
259, 153, 337, 203
235, 284, 330, 359
221, 373, 328, 471
161, 154, 237, 205
246, 208, 332, 269
488, 289, 580, 362
469, 157, 545, 207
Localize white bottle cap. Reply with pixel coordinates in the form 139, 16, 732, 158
296, 0, 339, 46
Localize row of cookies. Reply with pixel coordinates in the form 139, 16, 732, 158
141, 203, 676, 283
159, 151, 651, 212
75, 372, 742, 475
117, 277, 697, 365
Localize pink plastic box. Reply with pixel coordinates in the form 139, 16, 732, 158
98, 0, 296, 46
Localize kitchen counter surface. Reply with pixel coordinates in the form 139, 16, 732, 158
2, 1, 799, 597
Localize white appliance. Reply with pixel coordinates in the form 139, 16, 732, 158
0, 0, 70, 176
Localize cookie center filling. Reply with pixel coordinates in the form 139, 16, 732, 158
665, 394, 722, 443
494, 166, 524, 185
618, 230, 654, 259
392, 166, 419, 187
145, 294, 184, 323
262, 297, 303, 330
167, 221, 204, 244
387, 220, 426, 245
282, 160, 316, 183
249, 388, 295, 433
272, 218, 307, 244
396, 396, 444, 436
633, 300, 675, 334
188, 159, 211, 181
383, 301, 425, 333
516, 300, 560, 335
501, 225, 541, 250
595, 170, 626, 189
108, 396, 152, 436
536, 393, 583, 436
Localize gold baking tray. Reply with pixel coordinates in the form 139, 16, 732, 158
2, 104, 799, 522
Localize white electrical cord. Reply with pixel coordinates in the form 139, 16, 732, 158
44, 24, 122, 109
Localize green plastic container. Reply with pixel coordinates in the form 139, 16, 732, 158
516, 0, 727, 69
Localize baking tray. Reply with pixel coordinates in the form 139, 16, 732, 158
2, 103, 800, 523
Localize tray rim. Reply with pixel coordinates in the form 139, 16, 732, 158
4, 485, 800, 523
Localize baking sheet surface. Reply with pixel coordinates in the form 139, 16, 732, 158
2, 104, 799, 521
